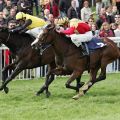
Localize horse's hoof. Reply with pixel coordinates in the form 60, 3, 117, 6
46, 91, 51, 98
36, 92, 40, 96
72, 94, 80, 100
72, 91, 84, 100
4, 87, 9, 94
80, 82, 85, 87
0, 87, 3, 91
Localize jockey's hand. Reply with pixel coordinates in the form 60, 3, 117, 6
9, 26, 24, 33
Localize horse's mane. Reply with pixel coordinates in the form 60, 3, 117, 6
55, 31, 75, 45
11, 32, 34, 42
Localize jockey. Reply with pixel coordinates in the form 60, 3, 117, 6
9, 12, 47, 38
31, 16, 70, 46
59, 18, 93, 56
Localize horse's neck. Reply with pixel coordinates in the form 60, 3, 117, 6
53, 35, 77, 57
2, 33, 31, 54
53, 37, 69, 56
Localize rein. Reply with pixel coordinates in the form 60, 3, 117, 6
6, 33, 11, 42
40, 44, 52, 55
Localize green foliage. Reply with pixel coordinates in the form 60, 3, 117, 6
0, 73, 120, 120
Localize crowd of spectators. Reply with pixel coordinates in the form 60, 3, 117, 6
0, 0, 119, 38
0, 0, 120, 76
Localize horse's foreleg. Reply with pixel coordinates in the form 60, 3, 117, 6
65, 70, 84, 91
45, 74, 55, 97
0, 62, 23, 92
2, 63, 16, 82
36, 72, 54, 97
2, 62, 17, 93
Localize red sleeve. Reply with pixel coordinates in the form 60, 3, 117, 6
62, 27, 75, 35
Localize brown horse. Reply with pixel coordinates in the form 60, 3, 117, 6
35, 24, 120, 100
0, 28, 83, 97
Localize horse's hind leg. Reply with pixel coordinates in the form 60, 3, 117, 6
73, 67, 99, 100
76, 76, 84, 92
96, 58, 112, 82
96, 67, 106, 82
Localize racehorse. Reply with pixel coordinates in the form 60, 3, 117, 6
35, 24, 120, 100
0, 28, 83, 97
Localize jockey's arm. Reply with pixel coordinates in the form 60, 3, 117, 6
9, 19, 32, 32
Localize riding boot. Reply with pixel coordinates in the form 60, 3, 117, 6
81, 42, 89, 56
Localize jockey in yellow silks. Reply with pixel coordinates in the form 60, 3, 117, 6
9, 12, 47, 38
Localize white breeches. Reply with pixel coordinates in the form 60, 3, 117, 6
70, 31, 93, 47
26, 27, 43, 38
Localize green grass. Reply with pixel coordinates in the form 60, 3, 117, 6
0, 73, 120, 120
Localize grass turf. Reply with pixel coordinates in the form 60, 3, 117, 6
0, 73, 120, 120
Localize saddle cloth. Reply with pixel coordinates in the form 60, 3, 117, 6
70, 31, 106, 50
87, 37, 106, 50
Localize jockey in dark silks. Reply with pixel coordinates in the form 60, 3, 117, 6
9, 12, 47, 40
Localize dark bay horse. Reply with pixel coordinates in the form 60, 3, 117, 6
35, 24, 120, 100
0, 28, 83, 97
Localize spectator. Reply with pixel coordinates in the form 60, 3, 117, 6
45, 0, 59, 18
6, 8, 17, 23
114, 14, 120, 25
48, 14, 54, 24
115, 0, 120, 14
114, 23, 120, 36
102, 0, 111, 7
81, 0, 92, 22
96, 7, 107, 29
99, 22, 114, 37
87, 17, 95, 27
110, 23, 118, 35
33, 0, 39, 16
95, 0, 103, 15
112, 5, 119, 16
0, 0, 5, 12
91, 23, 100, 37
11, 0, 18, 6
8, 19, 17, 30
17, 0, 33, 15
43, 9, 50, 21
0, 11, 6, 28
3, 0, 12, 17
105, 6, 115, 24
67, 0, 80, 19
59, 0, 69, 17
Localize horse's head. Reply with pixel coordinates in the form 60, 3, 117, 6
35, 24, 56, 47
